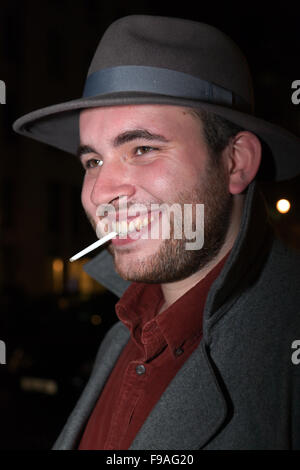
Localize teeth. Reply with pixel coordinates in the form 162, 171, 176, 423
110, 214, 155, 235
120, 221, 127, 233
134, 219, 142, 230
128, 220, 135, 232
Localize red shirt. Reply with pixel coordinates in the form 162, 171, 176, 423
78, 252, 230, 450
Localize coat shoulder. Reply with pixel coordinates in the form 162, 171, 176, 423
266, 237, 300, 295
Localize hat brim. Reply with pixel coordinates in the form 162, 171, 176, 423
13, 91, 300, 181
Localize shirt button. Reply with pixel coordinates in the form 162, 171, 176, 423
135, 364, 146, 375
175, 348, 184, 357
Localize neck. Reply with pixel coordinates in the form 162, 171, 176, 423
158, 194, 245, 314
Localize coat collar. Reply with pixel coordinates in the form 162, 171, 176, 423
202, 179, 274, 341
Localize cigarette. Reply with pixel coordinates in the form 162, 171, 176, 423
69, 231, 117, 262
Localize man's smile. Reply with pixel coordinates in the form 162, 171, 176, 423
96, 211, 162, 247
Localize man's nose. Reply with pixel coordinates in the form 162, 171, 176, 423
90, 159, 136, 207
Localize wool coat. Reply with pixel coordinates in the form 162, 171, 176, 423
53, 180, 300, 450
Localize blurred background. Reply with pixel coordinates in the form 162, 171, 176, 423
0, 0, 299, 449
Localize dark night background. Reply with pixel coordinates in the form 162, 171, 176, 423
0, 1, 299, 450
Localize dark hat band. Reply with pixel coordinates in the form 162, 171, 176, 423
83, 66, 252, 113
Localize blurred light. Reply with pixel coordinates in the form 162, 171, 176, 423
7, 348, 32, 373
52, 257, 64, 294
67, 257, 106, 297
91, 314, 102, 326
276, 199, 291, 214
58, 297, 69, 310
20, 377, 58, 395
53, 258, 63, 273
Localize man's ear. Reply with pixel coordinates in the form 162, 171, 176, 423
225, 131, 262, 195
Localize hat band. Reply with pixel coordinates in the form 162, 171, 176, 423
83, 65, 251, 113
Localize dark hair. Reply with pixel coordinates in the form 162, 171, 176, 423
187, 108, 245, 165
187, 108, 277, 181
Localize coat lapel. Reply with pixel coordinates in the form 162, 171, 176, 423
53, 324, 130, 449
83, 249, 130, 298
54, 329, 227, 450
130, 341, 228, 450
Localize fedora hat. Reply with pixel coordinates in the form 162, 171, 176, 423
13, 15, 300, 181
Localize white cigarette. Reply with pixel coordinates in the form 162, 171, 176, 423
69, 231, 117, 262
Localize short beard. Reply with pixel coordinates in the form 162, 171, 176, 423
107, 157, 233, 283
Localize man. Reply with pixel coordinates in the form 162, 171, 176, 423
13, 15, 300, 450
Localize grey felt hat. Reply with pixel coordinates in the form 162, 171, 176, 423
13, 15, 300, 181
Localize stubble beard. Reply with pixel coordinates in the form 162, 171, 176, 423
105, 158, 233, 283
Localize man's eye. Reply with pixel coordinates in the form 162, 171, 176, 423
135, 146, 157, 156
84, 158, 103, 169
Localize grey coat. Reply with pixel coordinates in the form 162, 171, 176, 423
53, 180, 300, 450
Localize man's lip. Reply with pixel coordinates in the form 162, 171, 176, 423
96, 207, 150, 221
98, 211, 159, 233
101, 211, 152, 225
113, 212, 149, 222
111, 211, 163, 246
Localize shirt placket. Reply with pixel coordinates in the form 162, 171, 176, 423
104, 358, 149, 450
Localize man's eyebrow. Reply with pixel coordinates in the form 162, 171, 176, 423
77, 129, 169, 159
112, 128, 170, 147
77, 144, 98, 160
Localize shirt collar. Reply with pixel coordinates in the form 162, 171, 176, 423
155, 251, 231, 356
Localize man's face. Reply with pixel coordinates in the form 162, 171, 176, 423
79, 104, 233, 283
